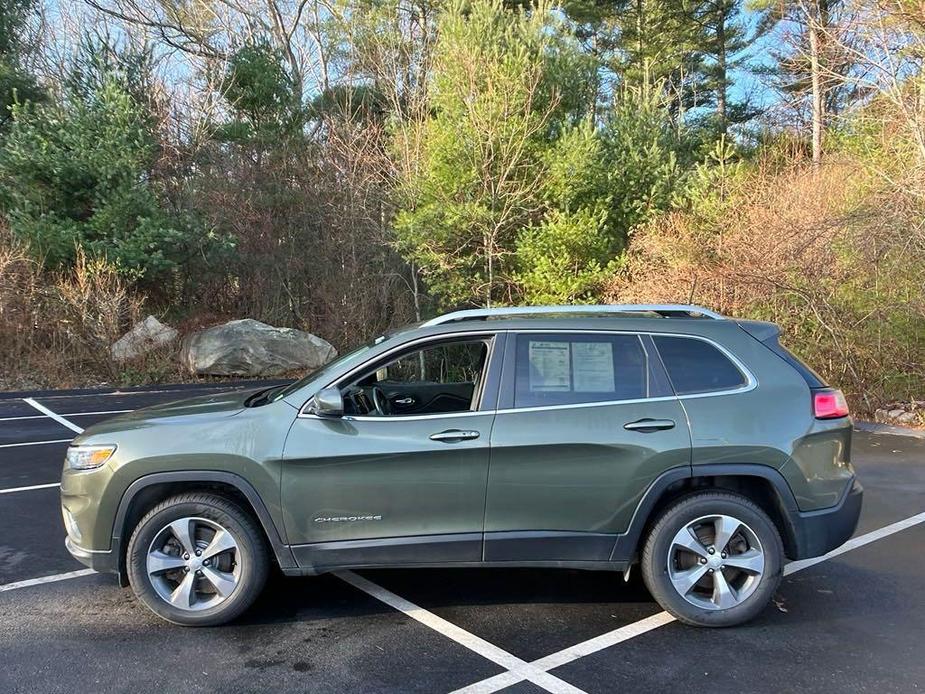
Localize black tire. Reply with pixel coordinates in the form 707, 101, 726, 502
126, 493, 269, 626
640, 491, 783, 627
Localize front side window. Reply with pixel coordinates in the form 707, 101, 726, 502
340, 339, 489, 417
652, 335, 747, 395
513, 333, 647, 408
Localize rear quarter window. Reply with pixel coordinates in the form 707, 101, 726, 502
652, 335, 747, 395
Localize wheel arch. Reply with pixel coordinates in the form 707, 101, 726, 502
113, 471, 297, 585
612, 464, 802, 564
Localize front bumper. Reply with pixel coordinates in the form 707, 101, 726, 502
790, 478, 863, 559
65, 535, 118, 574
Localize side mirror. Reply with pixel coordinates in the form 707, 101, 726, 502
309, 387, 344, 417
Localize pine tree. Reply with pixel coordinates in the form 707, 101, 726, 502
690, 0, 768, 133
0, 0, 43, 129
612, 0, 707, 116
392, 0, 687, 307
754, 0, 856, 164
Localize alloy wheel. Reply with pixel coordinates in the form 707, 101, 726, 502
146, 516, 242, 611
666, 513, 765, 610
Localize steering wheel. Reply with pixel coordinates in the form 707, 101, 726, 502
370, 386, 391, 416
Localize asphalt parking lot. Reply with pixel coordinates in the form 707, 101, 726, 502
1, 384, 924, 693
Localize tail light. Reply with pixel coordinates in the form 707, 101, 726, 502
813, 389, 850, 419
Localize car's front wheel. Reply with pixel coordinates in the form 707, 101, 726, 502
126, 493, 269, 626
641, 491, 783, 627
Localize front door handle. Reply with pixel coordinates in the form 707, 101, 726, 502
430, 429, 480, 442
624, 418, 676, 433
395, 397, 415, 406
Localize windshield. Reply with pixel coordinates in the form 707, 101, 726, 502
270, 339, 379, 402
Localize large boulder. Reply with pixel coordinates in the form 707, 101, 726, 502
111, 315, 178, 362
180, 319, 337, 376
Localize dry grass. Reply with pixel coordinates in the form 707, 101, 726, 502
0, 228, 339, 390
0, 228, 176, 390
3, 151, 923, 408
606, 157, 925, 412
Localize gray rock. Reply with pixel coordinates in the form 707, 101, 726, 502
897, 412, 917, 424
888, 409, 906, 419
111, 315, 178, 362
180, 319, 337, 376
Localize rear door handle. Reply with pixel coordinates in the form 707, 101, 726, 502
429, 430, 480, 442
624, 418, 676, 433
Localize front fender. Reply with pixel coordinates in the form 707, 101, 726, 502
111, 470, 296, 571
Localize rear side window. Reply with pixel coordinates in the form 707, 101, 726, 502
514, 333, 647, 407
652, 335, 747, 395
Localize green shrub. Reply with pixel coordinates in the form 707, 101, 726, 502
0, 47, 223, 284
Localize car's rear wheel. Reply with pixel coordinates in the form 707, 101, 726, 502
126, 493, 269, 626
641, 491, 783, 627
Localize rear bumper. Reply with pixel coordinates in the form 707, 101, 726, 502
790, 478, 863, 559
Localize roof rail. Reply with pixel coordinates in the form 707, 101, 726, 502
421, 304, 725, 327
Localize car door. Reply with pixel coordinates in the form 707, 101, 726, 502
281, 333, 503, 571
484, 330, 691, 562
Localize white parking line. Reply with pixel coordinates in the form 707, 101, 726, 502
0, 438, 73, 449
0, 436, 921, 694
0, 482, 60, 494
451, 510, 925, 694
0, 409, 131, 422
5, 512, 921, 689
0, 569, 96, 592
23, 399, 84, 434
336, 570, 587, 694
783, 511, 925, 575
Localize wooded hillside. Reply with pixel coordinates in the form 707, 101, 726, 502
0, 0, 922, 414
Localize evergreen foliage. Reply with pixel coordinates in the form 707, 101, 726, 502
0, 0, 43, 129
0, 40, 222, 283
393, 0, 687, 307
0, 0, 921, 408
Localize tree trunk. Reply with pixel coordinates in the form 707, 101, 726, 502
716, 4, 728, 134
807, 5, 824, 167
410, 261, 422, 323
485, 229, 493, 309
637, 0, 646, 92
267, 0, 305, 103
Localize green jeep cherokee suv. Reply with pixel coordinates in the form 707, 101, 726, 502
61, 305, 862, 627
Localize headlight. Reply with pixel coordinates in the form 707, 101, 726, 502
66, 444, 117, 470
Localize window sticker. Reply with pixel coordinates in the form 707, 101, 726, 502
572, 342, 615, 392
528, 341, 571, 391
